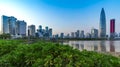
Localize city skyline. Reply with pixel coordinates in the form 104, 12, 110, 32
0, 0, 120, 35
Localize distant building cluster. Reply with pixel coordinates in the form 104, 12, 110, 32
53, 28, 98, 39
28, 25, 52, 38
0, 15, 27, 38
53, 8, 119, 39
36, 25, 52, 38
0, 8, 120, 39
0, 15, 52, 38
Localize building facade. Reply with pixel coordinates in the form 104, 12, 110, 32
9, 16, 17, 35
49, 28, 52, 38
76, 30, 80, 38
99, 8, 106, 38
80, 30, 84, 38
60, 33, 64, 38
1, 15, 17, 35
85, 33, 91, 38
1, 15, 9, 34
91, 28, 98, 38
110, 19, 115, 39
28, 25, 36, 37
16, 20, 27, 37
71, 32, 75, 38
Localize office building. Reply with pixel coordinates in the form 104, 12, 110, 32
55, 34, 59, 39
65, 34, 70, 38
49, 28, 52, 38
60, 33, 64, 38
80, 30, 84, 38
37, 25, 43, 37
1, 15, 17, 36
16, 20, 27, 37
86, 33, 91, 38
71, 32, 75, 38
28, 25, 36, 37
99, 8, 106, 38
39, 25, 42, 33
45, 26, 49, 32
76, 30, 80, 38
1, 15, 9, 34
91, 28, 98, 38
110, 19, 115, 39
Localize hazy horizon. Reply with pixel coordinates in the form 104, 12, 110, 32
0, 0, 120, 35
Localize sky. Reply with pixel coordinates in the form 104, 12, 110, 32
0, 0, 120, 35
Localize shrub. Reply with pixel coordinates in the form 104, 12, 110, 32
0, 40, 120, 67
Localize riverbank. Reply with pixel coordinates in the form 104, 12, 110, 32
57, 38, 120, 41
106, 52, 120, 57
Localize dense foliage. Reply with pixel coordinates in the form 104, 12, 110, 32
0, 34, 11, 39
0, 40, 120, 67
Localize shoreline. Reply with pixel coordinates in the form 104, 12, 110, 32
99, 52, 120, 57
57, 39, 120, 42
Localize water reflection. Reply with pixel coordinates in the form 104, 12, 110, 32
100, 41, 106, 52
63, 40, 120, 53
110, 41, 115, 52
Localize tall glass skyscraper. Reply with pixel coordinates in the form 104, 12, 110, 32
1, 15, 9, 34
99, 8, 106, 38
1, 15, 17, 35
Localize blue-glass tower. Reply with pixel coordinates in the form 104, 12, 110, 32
99, 8, 106, 38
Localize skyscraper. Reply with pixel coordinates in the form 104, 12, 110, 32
45, 26, 49, 32
80, 30, 84, 38
110, 19, 115, 39
85, 33, 91, 38
16, 20, 27, 37
44, 26, 49, 38
49, 28, 52, 38
99, 8, 106, 38
76, 30, 80, 38
66, 34, 70, 38
71, 32, 75, 38
28, 25, 36, 37
1, 15, 17, 35
39, 25, 42, 33
1, 15, 9, 34
1, 15, 28, 38
60, 33, 64, 38
9, 16, 17, 35
91, 28, 98, 38
37, 25, 43, 37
